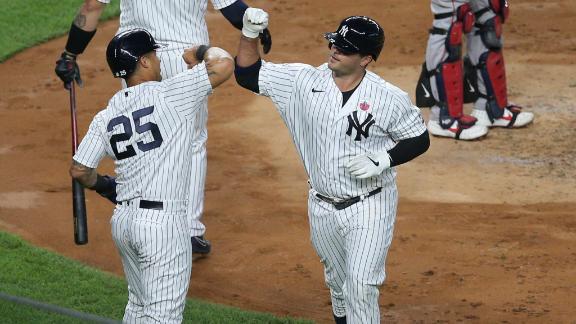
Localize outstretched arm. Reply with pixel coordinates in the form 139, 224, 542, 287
234, 8, 268, 92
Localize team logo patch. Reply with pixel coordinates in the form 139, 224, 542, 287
359, 101, 370, 111
346, 111, 375, 141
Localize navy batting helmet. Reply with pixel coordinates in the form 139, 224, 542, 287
106, 29, 162, 78
324, 16, 385, 60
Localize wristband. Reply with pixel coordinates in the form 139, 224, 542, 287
195, 45, 211, 61
65, 23, 97, 55
90, 174, 114, 193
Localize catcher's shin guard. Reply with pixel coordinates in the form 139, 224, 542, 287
435, 61, 467, 128
478, 50, 508, 121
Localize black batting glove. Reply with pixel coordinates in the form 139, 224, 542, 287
55, 51, 83, 89
260, 28, 272, 54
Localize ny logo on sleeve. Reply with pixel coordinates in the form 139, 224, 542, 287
346, 111, 376, 141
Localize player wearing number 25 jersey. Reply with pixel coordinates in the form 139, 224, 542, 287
69, 29, 233, 323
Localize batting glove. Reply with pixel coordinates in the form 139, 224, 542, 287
260, 28, 272, 54
55, 51, 83, 89
242, 8, 269, 38
346, 151, 391, 179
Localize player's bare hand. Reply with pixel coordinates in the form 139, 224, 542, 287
346, 151, 391, 179
183, 47, 201, 68
242, 8, 269, 38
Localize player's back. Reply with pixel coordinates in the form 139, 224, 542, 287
117, 0, 210, 48
98, 65, 212, 202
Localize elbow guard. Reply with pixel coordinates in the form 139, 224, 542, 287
234, 58, 261, 93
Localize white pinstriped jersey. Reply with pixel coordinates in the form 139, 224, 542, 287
73, 63, 212, 202
258, 62, 427, 199
97, 0, 236, 49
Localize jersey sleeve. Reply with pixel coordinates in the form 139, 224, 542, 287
258, 61, 307, 112
387, 92, 428, 141
210, 0, 237, 10
163, 62, 213, 118
73, 111, 108, 168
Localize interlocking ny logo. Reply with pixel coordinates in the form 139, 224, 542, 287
339, 25, 349, 37
346, 111, 376, 141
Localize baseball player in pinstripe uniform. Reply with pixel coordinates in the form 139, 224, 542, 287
55, 0, 272, 254
70, 29, 233, 323
236, 10, 430, 323
416, 0, 534, 140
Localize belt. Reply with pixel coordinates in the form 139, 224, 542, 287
429, 26, 448, 35
315, 187, 382, 210
434, 12, 454, 20
118, 199, 164, 210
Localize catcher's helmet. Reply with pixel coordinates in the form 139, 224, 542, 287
106, 29, 162, 78
324, 16, 385, 60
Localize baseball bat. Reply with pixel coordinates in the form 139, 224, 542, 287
69, 82, 88, 245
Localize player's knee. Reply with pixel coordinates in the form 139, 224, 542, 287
345, 275, 384, 301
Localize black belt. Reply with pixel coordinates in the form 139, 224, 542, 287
315, 188, 382, 210
429, 27, 448, 35
434, 12, 454, 20
118, 199, 163, 210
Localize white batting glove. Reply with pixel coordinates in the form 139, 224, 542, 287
242, 8, 269, 38
346, 151, 391, 179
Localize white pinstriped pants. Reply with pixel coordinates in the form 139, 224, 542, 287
308, 188, 397, 324
111, 203, 192, 324
158, 49, 208, 237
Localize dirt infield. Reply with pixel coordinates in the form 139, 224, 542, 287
1, 0, 575, 322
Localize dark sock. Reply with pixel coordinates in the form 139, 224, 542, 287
333, 314, 346, 324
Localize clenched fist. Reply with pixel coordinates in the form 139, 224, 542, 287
242, 8, 269, 38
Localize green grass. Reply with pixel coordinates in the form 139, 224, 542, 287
0, 231, 312, 323
0, 0, 121, 61
0, 298, 85, 324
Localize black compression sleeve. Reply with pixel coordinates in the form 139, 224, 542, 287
388, 130, 430, 167
220, 0, 248, 30
234, 58, 262, 93
90, 174, 115, 193
65, 23, 97, 55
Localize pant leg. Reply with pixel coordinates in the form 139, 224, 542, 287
186, 133, 208, 237
130, 209, 193, 324
111, 207, 145, 323
341, 189, 398, 324
308, 191, 347, 317
468, 0, 499, 111
158, 49, 208, 237
426, 0, 462, 121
